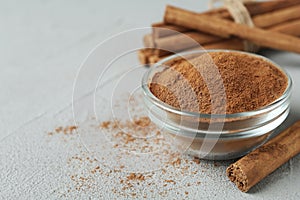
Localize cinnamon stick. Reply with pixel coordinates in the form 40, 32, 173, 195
152, 31, 222, 52
150, 4, 300, 52
269, 19, 300, 37
192, 17, 300, 52
153, 49, 171, 57
180, 39, 244, 53
138, 49, 168, 65
164, 5, 300, 54
203, 39, 244, 51
140, 18, 300, 64
138, 48, 154, 65
252, 4, 300, 28
151, 18, 300, 56
227, 121, 300, 192
143, 34, 155, 48
148, 54, 167, 64
216, 0, 300, 19
154, 0, 300, 39
205, 18, 300, 51
152, 22, 190, 38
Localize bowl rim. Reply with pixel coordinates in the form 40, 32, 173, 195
141, 49, 292, 119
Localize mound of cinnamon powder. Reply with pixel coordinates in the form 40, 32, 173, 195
149, 52, 288, 114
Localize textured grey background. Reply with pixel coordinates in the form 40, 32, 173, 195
0, 0, 300, 199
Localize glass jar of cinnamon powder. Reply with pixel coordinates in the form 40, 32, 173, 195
142, 50, 292, 160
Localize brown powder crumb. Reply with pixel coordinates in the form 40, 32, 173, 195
63, 126, 77, 135
170, 158, 182, 166
214, 162, 220, 167
164, 179, 176, 184
55, 126, 63, 133
48, 125, 78, 136
131, 193, 137, 197
100, 121, 111, 129
97, 116, 167, 154
150, 52, 288, 114
185, 191, 189, 195
127, 173, 145, 181
134, 116, 151, 127
124, 133, 136, 144
193, 157, 200, 164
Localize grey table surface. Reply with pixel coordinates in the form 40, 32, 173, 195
1, 0, 300, 199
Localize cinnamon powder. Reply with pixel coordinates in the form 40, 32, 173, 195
150, 52, 288, 114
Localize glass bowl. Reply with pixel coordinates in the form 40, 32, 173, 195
141, 50, 292, 160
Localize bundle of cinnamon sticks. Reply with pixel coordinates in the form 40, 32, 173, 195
139, 0, 300, 64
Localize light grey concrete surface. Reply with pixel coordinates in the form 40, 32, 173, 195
0, 0, 300, 199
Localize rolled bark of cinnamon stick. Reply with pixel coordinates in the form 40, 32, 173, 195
227, 121, 300, 192
253, 4, 300, 28
140, 18, 300, 64
164, 5, 300, 54
152, 22, 190, 38
153, 49, 171, 57
150, 2, 300, 52
181, 39, 244, 53
153, 18, 300, 56
138, 49, 151, 64
203, 39, 244, 51
153, 31, 222, 52
154, 0, 300, 39
204, 18, 300, 51
269, 19, 300, 37
138, 49, 169, 65
143, 34, 155, 48
217, 0, 300, 19
148, 54, 167, 64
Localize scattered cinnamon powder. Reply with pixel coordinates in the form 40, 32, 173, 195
127, 173, 145, 181
47, 98, 205, 198
47, 132, 54, 136
64, 126, 77, 134
214, 161, 220, 167
193, 157, 200, 164
47, 118, 205, 198
150, 52, 288, 114
55, 126, 63, 133
170, 157, 181, 166
49, 125, 78, 135
133, 116, 151, 127
99, 116, 167, 154
100, 121, 111, 129
164, 179, 176, 184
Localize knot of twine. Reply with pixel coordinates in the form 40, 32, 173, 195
209, 0, 260, 52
